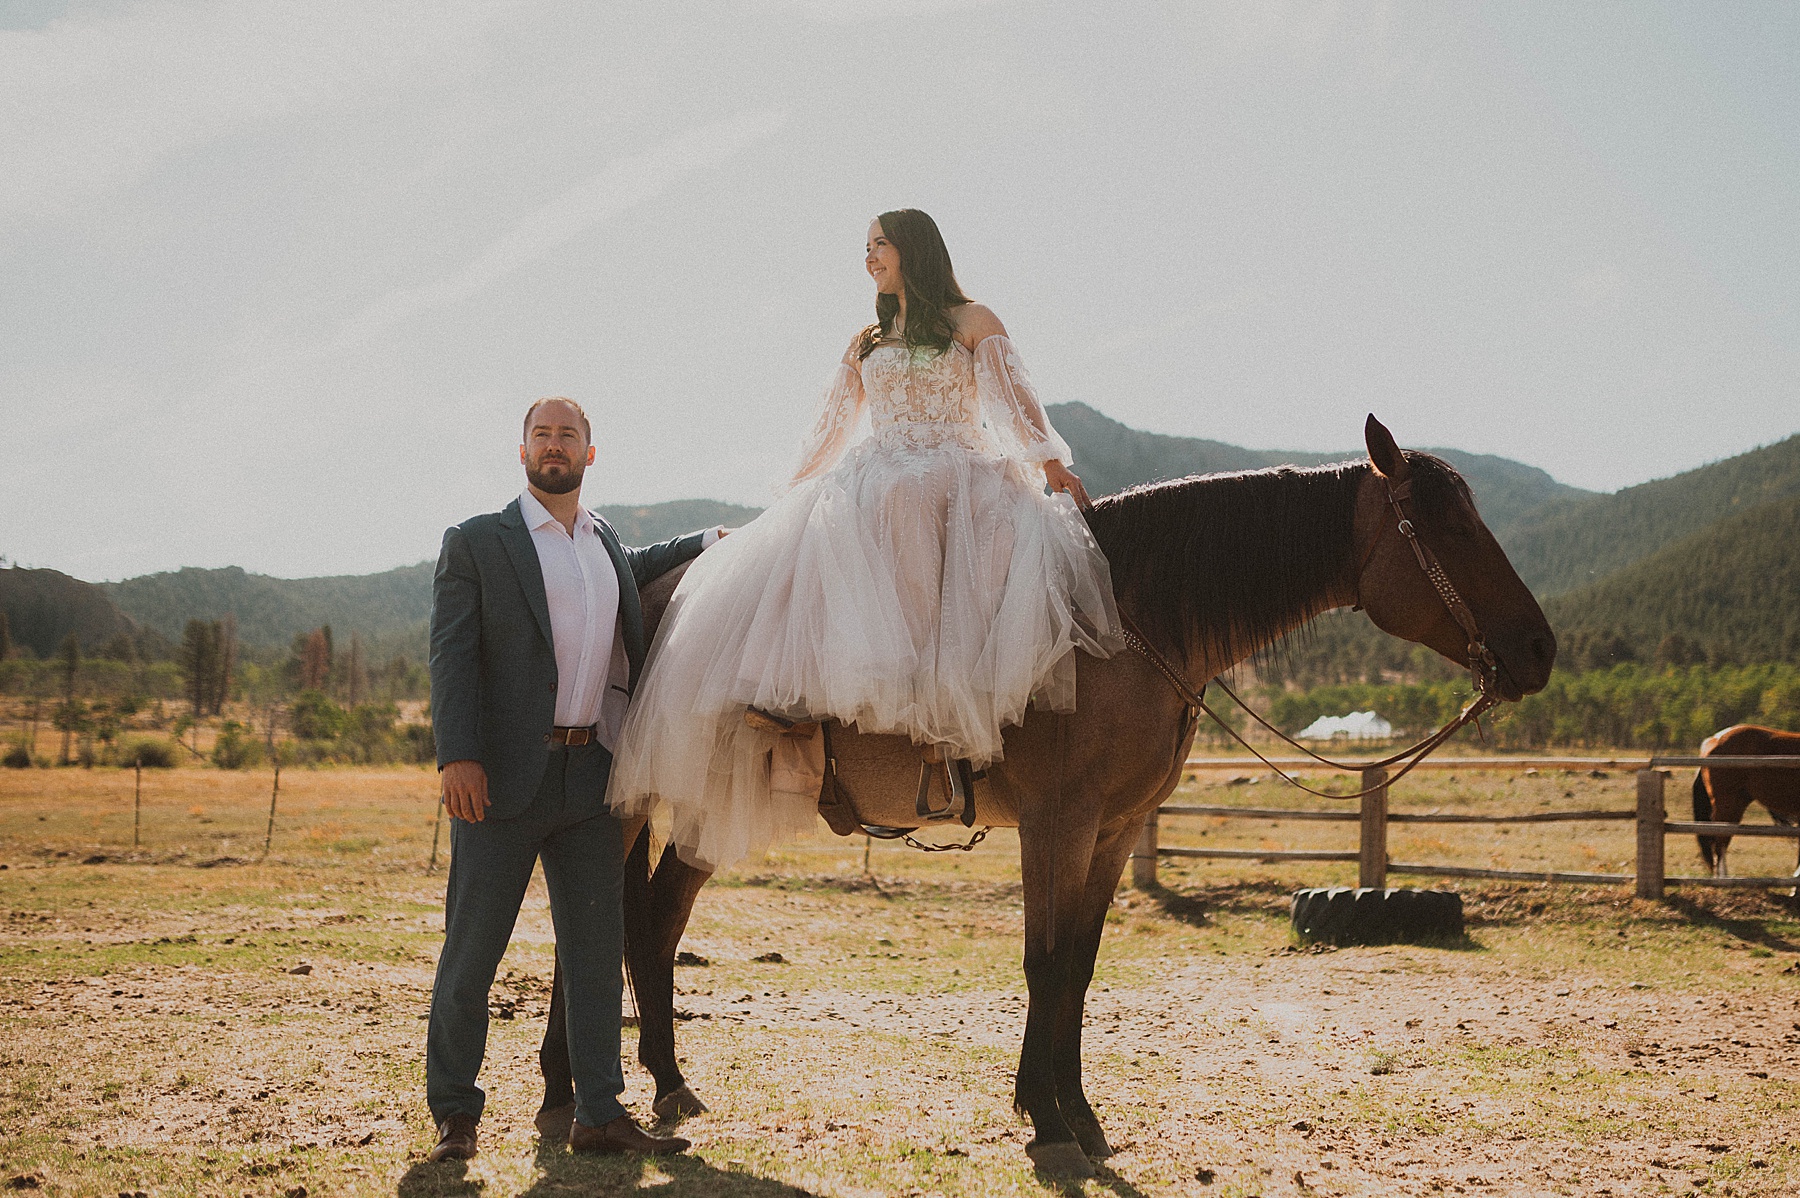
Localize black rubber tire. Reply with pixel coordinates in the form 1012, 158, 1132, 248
1290, 887, 1464, 945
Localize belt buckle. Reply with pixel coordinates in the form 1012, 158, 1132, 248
566, 726, 592, 747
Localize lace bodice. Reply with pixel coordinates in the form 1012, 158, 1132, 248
862, 341, 984, 452
787, 332, 1073, 488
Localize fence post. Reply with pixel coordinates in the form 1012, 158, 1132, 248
1359, 767, 1388, 889
132, 760, 142, 850
261, 764, 280, 861
1635, 768, 1665, 900
1132, 809, 1160, 889
428, 798, 444, 873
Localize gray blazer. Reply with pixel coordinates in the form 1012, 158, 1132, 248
428, 497, 707, 819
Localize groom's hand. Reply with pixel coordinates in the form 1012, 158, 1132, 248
441, 760, 490, 822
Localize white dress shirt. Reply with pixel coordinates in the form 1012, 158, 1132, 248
519, 490, 721, 751
520, 489, 626, 747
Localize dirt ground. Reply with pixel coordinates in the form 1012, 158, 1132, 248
2, 763, 1798, 1197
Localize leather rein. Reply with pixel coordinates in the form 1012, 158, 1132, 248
1116, 470, 1503, 801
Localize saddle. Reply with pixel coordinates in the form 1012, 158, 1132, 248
773, 721, 989, 838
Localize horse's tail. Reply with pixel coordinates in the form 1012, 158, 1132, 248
1693, 768, 1717, 869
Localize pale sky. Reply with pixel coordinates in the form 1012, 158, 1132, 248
2, 0, 1796, 580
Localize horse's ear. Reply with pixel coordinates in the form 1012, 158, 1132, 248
1365, 414, 1411, 483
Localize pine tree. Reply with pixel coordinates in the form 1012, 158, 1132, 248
180, 620, 219, 718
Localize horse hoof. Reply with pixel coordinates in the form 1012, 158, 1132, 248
1073, 1124, 1114, 1161
652, 1084, 709, 1121
1027, 1140, 1096, 1179
533, 1101, 575, 1142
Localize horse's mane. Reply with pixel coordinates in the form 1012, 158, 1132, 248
1085, 461, 1364, 665
1085, 453, 1471, 665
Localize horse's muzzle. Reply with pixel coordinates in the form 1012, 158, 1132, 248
1490, 629, 1556, 700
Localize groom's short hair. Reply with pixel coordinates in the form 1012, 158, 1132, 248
523, 396, 591, 444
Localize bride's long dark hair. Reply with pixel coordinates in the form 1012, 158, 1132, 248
857, 208, 971, 359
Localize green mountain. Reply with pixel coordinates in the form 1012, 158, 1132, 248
1501, 432, 1800, 597
97, 503, 764, 659
1543, 494, 1800, 669
1045, 402, 1590, 542
104, 563, 435, 659
0, 566, 142, 658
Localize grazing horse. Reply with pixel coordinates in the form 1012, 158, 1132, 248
535, 416, 1555, 1177
1691, 725, 1800, 876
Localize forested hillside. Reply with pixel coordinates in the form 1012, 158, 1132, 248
0, 567, 143, 658
104, 563, 434, 657
1501, 432, 1800, 596
1046, 402, 1589, 541
1543, 494, 1800, 668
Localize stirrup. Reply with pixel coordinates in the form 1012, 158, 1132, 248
914, 758, 969, 823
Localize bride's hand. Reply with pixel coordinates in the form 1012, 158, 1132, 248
1043, 460, 1091, 509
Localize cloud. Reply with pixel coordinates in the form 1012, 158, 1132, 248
327, 108, 790, 348
0, 0, 505, 225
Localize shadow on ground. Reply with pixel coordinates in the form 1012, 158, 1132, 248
1663, 893, 1800, 954
397, 1147, 827, 1197
1036, 1163, 1155, 1198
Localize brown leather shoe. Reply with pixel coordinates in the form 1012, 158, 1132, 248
569, 1114, 690, 1156
428, 1113, 478, 1162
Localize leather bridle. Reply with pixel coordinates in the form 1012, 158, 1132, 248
1115, 467, 1505, 800
1352, 472, 1501, 702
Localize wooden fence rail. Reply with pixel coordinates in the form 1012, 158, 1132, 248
1129, 755, 1800, 898
1183, 756, 1653, 771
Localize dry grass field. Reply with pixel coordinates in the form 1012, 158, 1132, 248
2, 760, 1799, 1197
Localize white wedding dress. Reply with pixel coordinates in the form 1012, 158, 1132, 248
606, 332, 1121, 870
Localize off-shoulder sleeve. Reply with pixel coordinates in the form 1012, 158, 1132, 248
973, 334, 1072, 468
784, 339, 868, 491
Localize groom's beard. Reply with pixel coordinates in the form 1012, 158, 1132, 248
526, 452, 585, 495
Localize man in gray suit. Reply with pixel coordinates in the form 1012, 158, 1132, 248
425, 396, 714, 1161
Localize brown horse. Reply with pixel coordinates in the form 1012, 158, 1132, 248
1691, 724, 1800, 876
535, 415, 1556, 1177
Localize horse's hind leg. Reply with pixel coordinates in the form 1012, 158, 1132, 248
1050, 821, 1140, 1161
1705, 773, 1757, 879
625, 837, 714, 1119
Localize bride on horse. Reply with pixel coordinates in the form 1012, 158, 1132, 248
607, 208, 1122, 870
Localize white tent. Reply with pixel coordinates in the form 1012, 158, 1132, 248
1297, 711, 1394, 741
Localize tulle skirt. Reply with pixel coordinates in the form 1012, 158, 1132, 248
606, 439, 1121, 871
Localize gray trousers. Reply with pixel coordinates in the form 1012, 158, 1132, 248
426, 744, 626, 1128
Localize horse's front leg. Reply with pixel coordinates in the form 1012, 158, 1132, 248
1015, 795, 1104, 1179
1050, 820, 1141, 1161
536, 951, 575, 1137
626, 839, 714, 1120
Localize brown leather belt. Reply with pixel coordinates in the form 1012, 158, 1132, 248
547, 725, 598, 747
